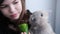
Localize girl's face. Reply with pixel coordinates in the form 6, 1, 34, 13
0, 0, 22, 20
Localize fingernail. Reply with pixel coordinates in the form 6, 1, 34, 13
29, 32, 30, 34
21, 32, 23, 34
24, 32, 26, 34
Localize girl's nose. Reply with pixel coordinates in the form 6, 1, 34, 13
9, 4, 16, 13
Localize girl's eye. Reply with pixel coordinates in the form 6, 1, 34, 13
13, 2, 18, 4
0, 5, 8, 8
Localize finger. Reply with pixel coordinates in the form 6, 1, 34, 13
21, 32, 23, 34
28, 32, 30, 34
24, 32, 26, 34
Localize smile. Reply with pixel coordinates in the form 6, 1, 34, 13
10, 14, 17, 18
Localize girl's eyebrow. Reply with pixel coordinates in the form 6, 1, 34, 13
12, 0, 17, 3
13, 0, 16, 2
0, 3, 7, 6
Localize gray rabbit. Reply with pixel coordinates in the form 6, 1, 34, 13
29, 10, 55, 34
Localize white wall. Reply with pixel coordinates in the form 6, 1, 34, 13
26, 0, 56, 31
55, 0, 60, 34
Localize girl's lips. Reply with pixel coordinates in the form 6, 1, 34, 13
10, 14, 17, 18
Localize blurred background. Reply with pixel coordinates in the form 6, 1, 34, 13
26, 0, 60, 34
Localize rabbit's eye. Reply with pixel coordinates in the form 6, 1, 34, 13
41, 13, 43, 17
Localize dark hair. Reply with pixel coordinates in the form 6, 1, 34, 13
0, 0, 26, 25
0, 0, 31, 27
0, 0, 12, 25
0, 0, 31, 32
0, 0, 4, 4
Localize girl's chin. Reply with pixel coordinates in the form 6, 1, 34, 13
10, 17, 19, 21
11, 18, 19, 20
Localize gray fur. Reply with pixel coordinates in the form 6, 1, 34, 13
29, 10, 55, 34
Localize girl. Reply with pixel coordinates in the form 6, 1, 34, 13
0, 0, 55, 34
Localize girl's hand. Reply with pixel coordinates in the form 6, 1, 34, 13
21, 32, 30, 34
